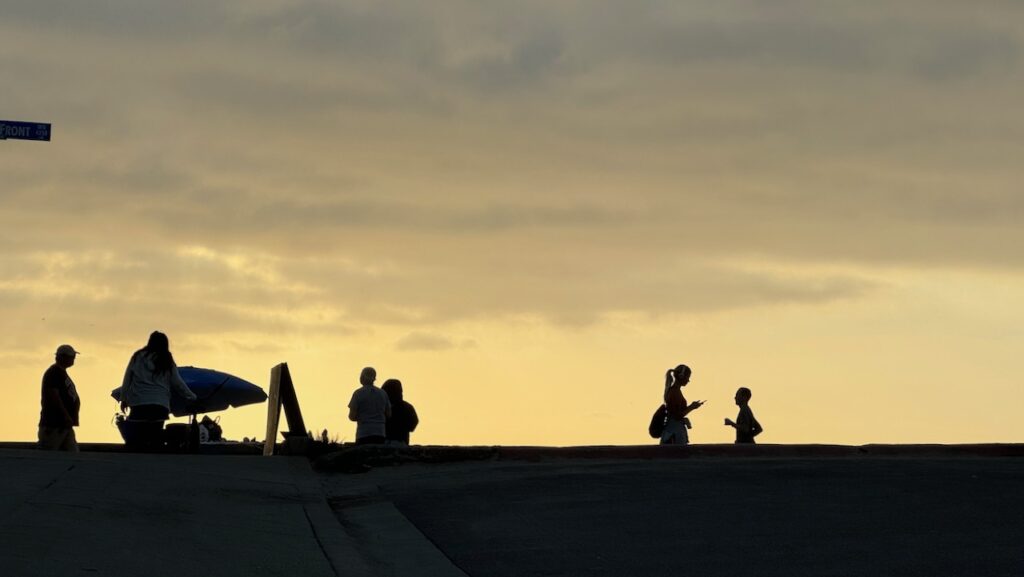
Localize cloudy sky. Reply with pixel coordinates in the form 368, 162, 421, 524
3, 1, 1024, 445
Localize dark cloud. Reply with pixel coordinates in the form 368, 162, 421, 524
242, 1, 440, 63
3, 0, 1024, 337
556, 2, 1023, 83
277, 253, 879, 326
454, 28, 568, 91
232, 198, 631, 233
5, 1, 1021, 86
910, 28, 1021, 81
0, 240, 880, 348
0, 1, 184, 37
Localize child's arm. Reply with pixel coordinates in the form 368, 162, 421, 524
750, 413, 763, 438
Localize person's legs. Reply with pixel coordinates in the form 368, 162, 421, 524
355, 435, 386, 446
127, 405, 169, 451
139, 421, 166, 452
38, 426, 69, 450
660, 419, 689, 445
59, 428, 79, 452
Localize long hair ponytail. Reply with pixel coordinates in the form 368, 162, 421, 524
135, 331, 175, 374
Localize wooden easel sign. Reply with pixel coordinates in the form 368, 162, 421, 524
263, 363, 308, 456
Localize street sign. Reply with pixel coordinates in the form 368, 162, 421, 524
0, 120, 51, 141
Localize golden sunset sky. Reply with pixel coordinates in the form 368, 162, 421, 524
3, 1, 1024, 445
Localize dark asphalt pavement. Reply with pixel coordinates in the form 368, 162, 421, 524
373, 458, 1024, 577
0, 450, 364, 577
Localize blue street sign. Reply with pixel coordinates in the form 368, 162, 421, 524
0, 120, 51, 141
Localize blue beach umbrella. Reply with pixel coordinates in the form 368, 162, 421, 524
111, 366, 268, 417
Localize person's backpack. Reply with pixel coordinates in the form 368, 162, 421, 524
648, 405, 667, 438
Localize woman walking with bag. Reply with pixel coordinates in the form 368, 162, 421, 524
660, 364, 704, 445
120, 331, 197, 450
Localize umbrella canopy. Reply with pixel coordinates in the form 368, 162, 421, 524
111, 366, 268, 417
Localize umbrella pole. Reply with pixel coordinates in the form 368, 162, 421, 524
190, 413, 199, 453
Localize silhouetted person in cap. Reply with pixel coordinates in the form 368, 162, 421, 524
348, 367, 391, 445
724, 387, 763, 444
381, 378, 419, 446
39, 344, 81, 451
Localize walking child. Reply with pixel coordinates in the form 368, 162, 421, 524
724, 387, 762, 444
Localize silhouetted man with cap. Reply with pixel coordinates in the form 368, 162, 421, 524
38, 344, 81, 451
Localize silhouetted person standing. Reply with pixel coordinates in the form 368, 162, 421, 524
348, 367, 391, 445
381, 378, 419, 446
120, 331, 197, 450
724, 387, 762, 444
38, 344, 82, 452
661, 364, 704, 445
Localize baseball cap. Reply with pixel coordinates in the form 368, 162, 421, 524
55, 344, 80, 357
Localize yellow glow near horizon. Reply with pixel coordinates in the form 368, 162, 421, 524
5, 267, 1024, 446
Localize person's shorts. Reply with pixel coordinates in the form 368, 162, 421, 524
38, 426, 79, 452
660, 418, 689, 445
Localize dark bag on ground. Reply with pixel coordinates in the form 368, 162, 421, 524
200, 415, 223, 441
648, 405, 667, 438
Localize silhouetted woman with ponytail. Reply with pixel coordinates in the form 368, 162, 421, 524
120, 331, 197, 449
660, 364, 704, 445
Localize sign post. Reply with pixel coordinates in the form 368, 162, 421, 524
263, 365, 284, 456
0, 120, 51, 142
263, 363, 310, 456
